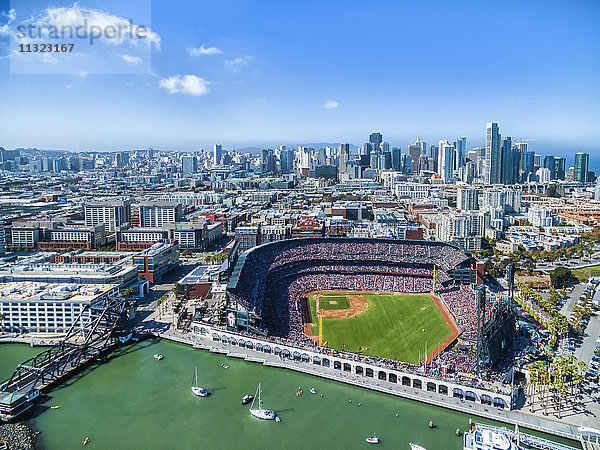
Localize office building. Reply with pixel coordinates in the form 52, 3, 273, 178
457, 187, 479, 211
84, 200, 131, 232
574, 152, 589, 182
213, 144, 223, 166
133, 240, 179, 284
0, 282, 119, 333
182, 156, 198, 175
437, 140, 455, 182
139, 201, 183, 228
455, 137, 467, 170
484, 122, 501, 184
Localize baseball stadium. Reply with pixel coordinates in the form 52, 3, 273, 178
226, 238, 516, 381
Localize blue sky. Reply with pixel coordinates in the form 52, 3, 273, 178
0, 0, 599, 168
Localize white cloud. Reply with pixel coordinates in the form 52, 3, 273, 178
121, 54, 142, 65
0, 9, 16, 36
158, 75, 210, 96
225, 55, 254, 72
27, 4, 161, 49
323, 100, 339, 109
188, 45, 222, 56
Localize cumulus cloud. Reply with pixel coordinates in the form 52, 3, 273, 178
323, 100, 339, 109
188, 45, 222, 56
121, 54, 142, 65
225, 55, 254, 72
0, 9, 16, 36
24, 4, 161, 49
158, 75, 210, 96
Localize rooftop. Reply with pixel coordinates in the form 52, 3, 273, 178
0, 281, 117, 303
179, 265, 216, 284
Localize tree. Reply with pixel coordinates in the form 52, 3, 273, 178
550, 267, 574, 289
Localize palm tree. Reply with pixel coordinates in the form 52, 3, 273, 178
527, 364, 539, 412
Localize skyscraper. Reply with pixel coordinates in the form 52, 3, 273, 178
484, 122, 501, 184
213, 144, 222, 166
182, 156, 198, 175
438, 140, 455, 182
554, 157, 566, 180
407, 141, 422, 175
573, 152, 589, 182
501, 136, 519, 185
338, 144, 350, 173
520, 151, 535, 182
369, 133, 382, 154
455, 137, 467, 170
543, 156, 557, 180
391, 147, 402, 172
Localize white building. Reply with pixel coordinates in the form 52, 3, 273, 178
0, 282, 119, 333
84, 200, 131, 232
527, 205, 554, 227
536, 167, 551, 184
438, 140, 455, 182
457, 187, 479, 211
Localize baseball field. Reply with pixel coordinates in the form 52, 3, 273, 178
305, 291, 458, 364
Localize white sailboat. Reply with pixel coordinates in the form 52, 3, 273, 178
249, 383, 275, 420
191, 367, 208, 397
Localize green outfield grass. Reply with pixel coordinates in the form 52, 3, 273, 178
307, 291, 452, 364
572, 264, 600, 282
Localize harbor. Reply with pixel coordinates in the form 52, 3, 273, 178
0, 340, 582, 450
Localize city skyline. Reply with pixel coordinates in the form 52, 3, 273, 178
0, 0, 599, 160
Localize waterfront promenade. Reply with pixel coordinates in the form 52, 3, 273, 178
157, 327, 588, 442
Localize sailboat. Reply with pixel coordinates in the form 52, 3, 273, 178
191, 367, 208, 397
366, 433, 379, 444
249, 383, 275, 420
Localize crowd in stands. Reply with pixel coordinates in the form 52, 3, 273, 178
440, 287, 501, 340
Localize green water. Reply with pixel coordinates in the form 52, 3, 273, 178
0, 341, 579, 450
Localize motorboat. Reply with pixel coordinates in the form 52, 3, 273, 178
241, 394, 254, 405
366, 433, 379, 444
249, 383, 276, 420
191, 367, 208, 397
153, 354, 163, 360
310, 388, 317, 394
463, 424, 520, 450
221, 363, 229, 369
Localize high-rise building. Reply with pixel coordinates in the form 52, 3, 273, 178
139, 201, 183, 228
391, 147, 402, 172
501, 136, 520, 185
369, 133, 382, 154
84, 200, 131, 232
260, 148, 276, 173
484, 122, 501, 184
213, 144, 222, 166
279, 146, 294, 172
520, 151, 535, 182
429, 145, 439, 169
543, 156, 557, 180
574, 152, 589, 182
455, 137, 467, 170
438, 140, 455, 182
408, 141, 422, 175
457, 187, 479, 211
181, 156, 198, 175
338, 144, 350, 173
553, 157, 566, 180
536, 167, 551, 184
